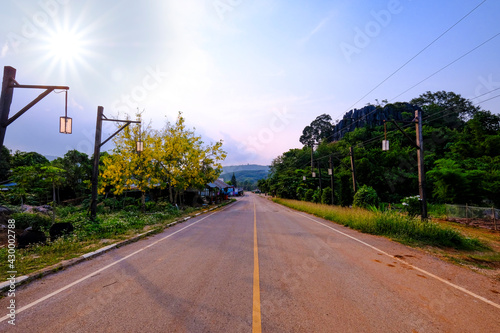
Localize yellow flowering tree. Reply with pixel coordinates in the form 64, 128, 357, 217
156, 112, 226, 203
99, 113, 161, 210
99, 111, 226, 207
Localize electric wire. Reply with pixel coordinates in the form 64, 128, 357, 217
342, 0, 487, 113
390, 31, 500, 101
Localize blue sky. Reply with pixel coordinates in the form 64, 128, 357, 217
1, 0, 499, 165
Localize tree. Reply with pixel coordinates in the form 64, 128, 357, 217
410, 91, 480, 127
11, 151, 49, 168
52, 150, 92, 198
0, 146, 11, 181
99, 113, 161, 211
353, 185, 379, 208
156, 112, 226, 204
231, 173, 238, 188
299, 114, 334, 146
100, 112, 226, 208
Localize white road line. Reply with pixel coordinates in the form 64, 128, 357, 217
294, 211, 500, 311
0, 208, 228, 323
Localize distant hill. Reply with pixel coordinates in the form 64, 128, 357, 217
44, 155, 60, 161
220, 165, 270, 190
222, 164, 270, 174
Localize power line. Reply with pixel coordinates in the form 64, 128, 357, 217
470, 87, 500, 100
475, 93, 500, 104
342, 0, 487, 113
390, 31, 500, 101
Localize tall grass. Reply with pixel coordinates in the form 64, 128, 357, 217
274, 199, 483, 250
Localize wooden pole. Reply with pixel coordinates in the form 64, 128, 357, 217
0, 66, 16, 151
318, 160, 322, 191
329, 155, 334, 205
90, 106, 104, 221
415, 110, 428, 220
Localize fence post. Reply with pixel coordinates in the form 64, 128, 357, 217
465, 203, 468, 219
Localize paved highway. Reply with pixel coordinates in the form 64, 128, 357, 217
1, 193, 500, 332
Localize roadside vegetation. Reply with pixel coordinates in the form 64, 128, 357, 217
273, 198, 483, 250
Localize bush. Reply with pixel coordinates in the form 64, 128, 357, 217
296, 186, 305, 201
304, 189, 314, 202
402, 195, 421, 217
11, 213, 51, 231
103, 198, 120, 211
353, 185, 379, 209
312, 189, 322, 203
321, 187, 333, 205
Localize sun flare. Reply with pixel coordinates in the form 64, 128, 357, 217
47, 30, 83, 63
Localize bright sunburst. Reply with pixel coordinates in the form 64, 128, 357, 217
47, 29, 83, 63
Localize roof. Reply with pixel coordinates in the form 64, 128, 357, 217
206, 179, 231, 189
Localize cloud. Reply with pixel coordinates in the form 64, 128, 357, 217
1, 42, 8, 58
298, 13, 336, 46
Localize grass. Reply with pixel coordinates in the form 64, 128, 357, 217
0, 201, 232, 281
273, 198, 484, 250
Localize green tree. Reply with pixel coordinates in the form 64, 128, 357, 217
0, 146, 11, 181
52, 150, 92, 198
231, 172, 238, 188
321, 187, 333, 204
299, 114, 335, 146
11, 151, 49, 168
353, 185, 379, 209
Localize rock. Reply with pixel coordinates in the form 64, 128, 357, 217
17, 229, 46, 249
49, 223, 74, 241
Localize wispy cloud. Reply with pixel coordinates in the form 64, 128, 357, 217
298, 13, 336, 46
1, 42, 8, 58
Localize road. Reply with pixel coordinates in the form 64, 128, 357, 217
1, 193, 500, 332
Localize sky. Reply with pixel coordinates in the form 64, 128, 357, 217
1, 0, 499, 166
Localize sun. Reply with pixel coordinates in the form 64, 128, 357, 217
47, 30, 83, 63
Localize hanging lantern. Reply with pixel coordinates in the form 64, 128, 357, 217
382, 140, 389, 151
59, 90, 72, 134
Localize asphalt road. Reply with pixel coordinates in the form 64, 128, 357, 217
1, 193, 500, 332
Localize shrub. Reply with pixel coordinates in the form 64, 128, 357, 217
353, 185, 379, 209
312, 189, 322, 203
402, 195, 421, 217
11, 213, 51, 231
304, 189, 314, 202
321, 187, 333, 205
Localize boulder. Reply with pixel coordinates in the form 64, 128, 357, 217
49, 222, 74, 241
17, 228, 47, 249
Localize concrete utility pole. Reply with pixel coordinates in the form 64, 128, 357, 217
415, 109, 428, 219
350, 146, 358, 193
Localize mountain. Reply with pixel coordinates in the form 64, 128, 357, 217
222, 164, 270, 174
220, 165, 270, 190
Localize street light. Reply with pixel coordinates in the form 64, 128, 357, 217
136, 140, 144, 152
59, 116, 72, 134
0, 66, 70, 150
59, 90, 72, 134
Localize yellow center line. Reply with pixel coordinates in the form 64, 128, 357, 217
252, 201, 262, 333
